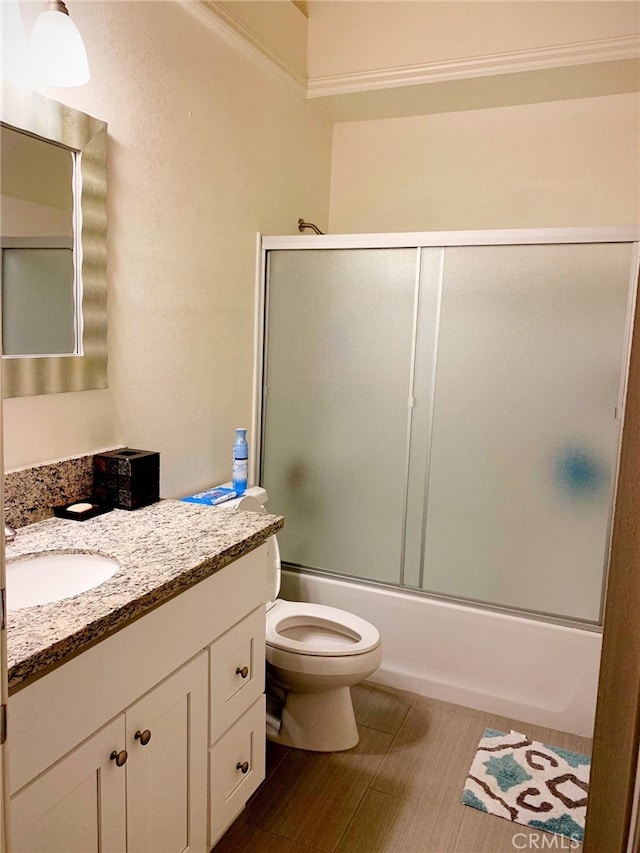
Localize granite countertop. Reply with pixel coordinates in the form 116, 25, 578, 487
5, 500, 283, 692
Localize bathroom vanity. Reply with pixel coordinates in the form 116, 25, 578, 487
5, 501, 283, 852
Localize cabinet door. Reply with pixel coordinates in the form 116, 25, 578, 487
126, 652, 207, 853
11, 716, 126, 853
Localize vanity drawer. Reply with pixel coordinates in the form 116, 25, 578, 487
209, 695, 266, 846
209, 605, 265, 744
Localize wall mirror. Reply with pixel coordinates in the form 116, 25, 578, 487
1, 81, 107, 398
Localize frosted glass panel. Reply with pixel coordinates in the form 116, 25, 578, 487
2, 247, 75, 355
420, 243, 633, 621
263, 249, 417, 581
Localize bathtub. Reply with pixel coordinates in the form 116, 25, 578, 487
280, 567, 601, 738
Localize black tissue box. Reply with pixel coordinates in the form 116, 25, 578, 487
93, 448, 160, 510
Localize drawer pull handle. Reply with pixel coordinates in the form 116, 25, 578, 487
236, 761, 250, 774
110, 749, 128, 767
135, 729, 152, 746
236, 666, 249, 679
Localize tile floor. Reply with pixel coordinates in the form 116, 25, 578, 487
213, 682, 592, 853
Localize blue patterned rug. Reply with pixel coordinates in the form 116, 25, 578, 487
462, 728, 591, 843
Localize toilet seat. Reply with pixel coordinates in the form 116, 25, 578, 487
217, 485, 383, 751
266, 599, 380, 657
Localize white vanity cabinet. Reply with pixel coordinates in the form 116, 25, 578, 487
125, 654, 208, 853
12, 716, 128, 853
9, 543, 269, 853
208, 605, 266, 846
12, 654, 207, 853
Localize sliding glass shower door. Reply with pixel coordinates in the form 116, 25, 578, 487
406, 243, 632, 622
261, 236, 636, 624
262, 249, 418, 583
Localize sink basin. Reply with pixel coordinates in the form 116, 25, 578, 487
7, 552, 119, 610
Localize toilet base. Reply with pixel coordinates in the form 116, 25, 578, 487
267, 686, 359, 752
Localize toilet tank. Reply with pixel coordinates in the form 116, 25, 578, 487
216, 486, 279, 602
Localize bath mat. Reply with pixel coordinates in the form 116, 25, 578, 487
462, 728, 591, 843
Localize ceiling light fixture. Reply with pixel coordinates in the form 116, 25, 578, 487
29, 0, 90, 87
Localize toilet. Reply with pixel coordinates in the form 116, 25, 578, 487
221, 487, 382, 752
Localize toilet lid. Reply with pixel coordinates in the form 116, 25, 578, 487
266, 600, 380, 657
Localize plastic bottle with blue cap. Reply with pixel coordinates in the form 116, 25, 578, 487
232, 428, 248, 495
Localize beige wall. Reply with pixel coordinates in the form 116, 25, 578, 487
4, 2, 639, 492
1, 196, 71, 238
329, 92, 640, 233
4, 1, 332, 496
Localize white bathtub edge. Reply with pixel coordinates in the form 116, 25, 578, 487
281, 568, 601, 739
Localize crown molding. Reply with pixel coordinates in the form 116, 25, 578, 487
306, 35, 640, 99
178, 4, 639, 103
180, 0, 307, 95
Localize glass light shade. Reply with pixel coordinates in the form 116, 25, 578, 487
29, 6, 90, 87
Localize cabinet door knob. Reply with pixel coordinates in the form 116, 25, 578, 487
236, 666, 249, 679
236, 761, 250, 774
110, 749, 128, 767
135, 729, 152, 746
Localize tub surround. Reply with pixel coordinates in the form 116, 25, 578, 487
4, 449, 123, 529
281, 568, 602, 738
6, 500, 283, 691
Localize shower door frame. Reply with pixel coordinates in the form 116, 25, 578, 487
255, 226, 640, 629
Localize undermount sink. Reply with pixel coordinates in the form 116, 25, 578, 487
7, 552, 119, 610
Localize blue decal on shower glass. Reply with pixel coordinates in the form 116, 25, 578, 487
555, 446, 605, 498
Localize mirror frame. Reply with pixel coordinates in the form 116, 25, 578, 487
1, 81, 107, 398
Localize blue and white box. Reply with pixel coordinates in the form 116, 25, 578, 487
181, 486, 237, 507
